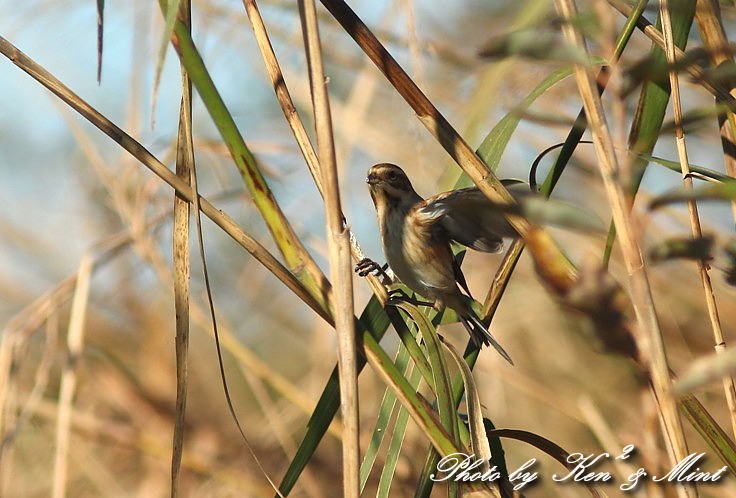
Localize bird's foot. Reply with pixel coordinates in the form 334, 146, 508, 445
355, 258, 391, 281
385, 288, 434, 308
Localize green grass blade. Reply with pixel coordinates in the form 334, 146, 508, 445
158, 1, 332, 314
602, 0, 697, 266
649, 181, 736, 207
276, 296, 389, 497
680, 394, 736, 474
540, 0, 648, 195
641, 152, 730, 182
360, 333, 463, 459
387, 306, 433, 384
454, 68, 574, 189
395, 304, 457, 448
376, 361, 422, 498
441, 339, 491, 466
359, 341, 411, 492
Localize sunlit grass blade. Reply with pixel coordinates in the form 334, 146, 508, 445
440, 339, 491, 470
158, 0, 332, 314
396, 303, 457, 446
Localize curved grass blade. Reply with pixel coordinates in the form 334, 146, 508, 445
535, 141, 730, 188
640, 152, 730, 183
539, 0, 649, 195
488, 429, 607, 497
649, 181, 736, 208
277, 298, 434, 497
440, 339, 491, 471
395, 302, 459, 448
360, 330, 466, 460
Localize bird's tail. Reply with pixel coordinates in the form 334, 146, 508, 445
458, 307, 513, 365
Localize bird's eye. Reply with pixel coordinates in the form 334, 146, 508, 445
387, 171, 397, 181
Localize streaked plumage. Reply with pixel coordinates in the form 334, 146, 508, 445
361, 163, 522, 364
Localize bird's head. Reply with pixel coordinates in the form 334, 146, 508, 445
366, 163, 417, 209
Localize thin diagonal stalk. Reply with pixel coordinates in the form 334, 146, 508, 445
553, 0, 691, 493
603, 0, 696, 268
158, 0, 332, 314
298, 0, 359, 495
608, 0, 736, 114
319, 0, 582, 297
0, 36, 331, 325
241, 0, 387, 303
0, 36, 473, 496
694, 0, 736, 223
659, 0, 736, 439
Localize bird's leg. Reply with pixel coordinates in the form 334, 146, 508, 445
354, 258, 391, 282
385, 288, 434, 307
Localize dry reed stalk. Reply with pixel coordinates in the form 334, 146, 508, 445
694, 0, 736, 223
0, 36, 331, 325
241, 0, 387, 303
659, 0, 736, 439
318, 0, 586, 303
171, 1, 193, 494
299, 1, 359, 495
609, 0, 736, 113
52, 253, 92, 498
552, 1, 691, 496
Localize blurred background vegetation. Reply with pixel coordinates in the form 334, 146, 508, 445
2, 0, 736, 496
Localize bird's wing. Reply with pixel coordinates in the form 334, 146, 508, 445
416, 181, 529, 253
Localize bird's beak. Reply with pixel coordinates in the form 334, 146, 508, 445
366, 173, 380, 186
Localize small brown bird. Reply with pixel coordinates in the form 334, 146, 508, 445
357, 163, 524, 364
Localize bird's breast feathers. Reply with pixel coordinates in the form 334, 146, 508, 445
382, 207, 456, 296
